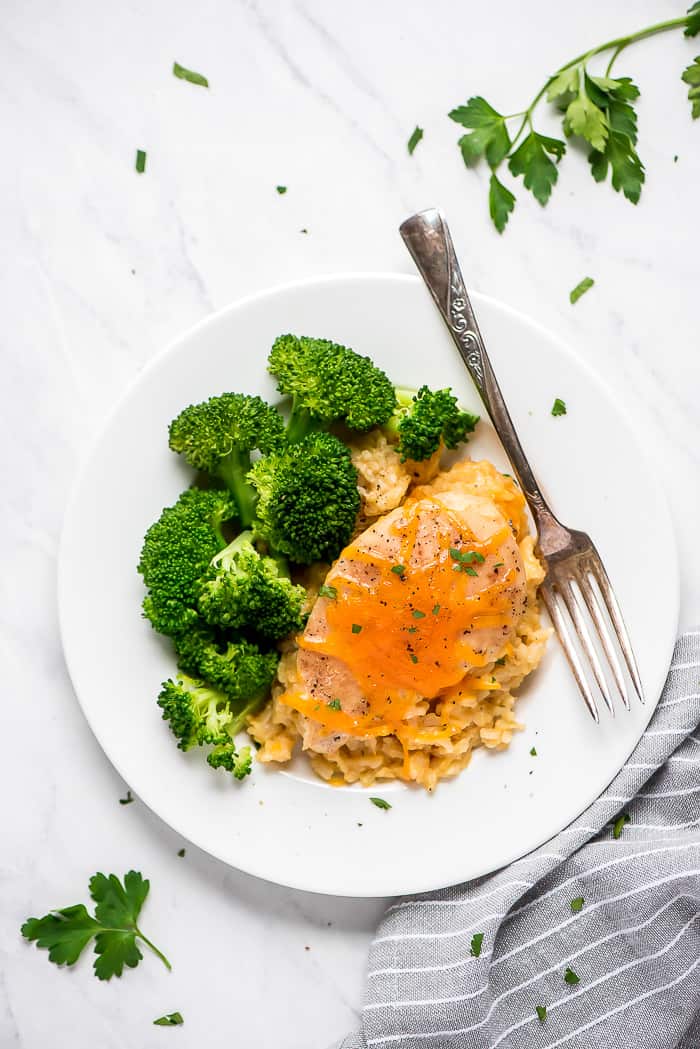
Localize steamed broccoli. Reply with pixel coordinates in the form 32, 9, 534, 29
207, 743, 253, 779
387, 386, 479, 462
138, 489, 235, 637
196, 530, 306, 640
157, 674, 233, 749
268, 334, 396, 443
168, 393, 285, 526
173, 626, 278, 704
248, 432, 360, 563
157, 674, 257, 778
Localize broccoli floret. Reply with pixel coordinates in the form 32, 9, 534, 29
168, 393, 285, 526
157, 675, 256, 779
248, 432, 360, 564
268, 334, 396, 443
387, 386, 479, 462
138, 489, 235, 637
207, 743, 253, 779
157, 674, 235, 751
196, 530, 306, 640
173, 626, 278, 705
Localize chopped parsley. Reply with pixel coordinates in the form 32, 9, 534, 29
408, 627, 418, 634
564, 967, 580, 985
494, 562, 504, 568
432, 604, 441, 615
410, 653, 419, 664
530, 747, 537, 756
327, 698, 342, 711
135, 149, 146, 174
495, 657, 506, 666
536, 1005, 547, 1022
391, 564, 406, 576
319, 584, 337, 600
570, 896, 584, 913
351, 623, 362, 634
551, 398, 567, 417
172, 61, 209, 88
412, 610, 426, 619
370, 797, 392, 810
119, 790, 133, 805
569, 276, 594, 304
177, 848, 186, 858
450, 548, 484, 574
407, 125, 424, 155
612, 812, 630, 839
276, 185, 287, 194
154, 1012, 184, 1026
470, 932, 484, 957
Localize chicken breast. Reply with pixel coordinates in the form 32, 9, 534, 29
293, 474, 527, 752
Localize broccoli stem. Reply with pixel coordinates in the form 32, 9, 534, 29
285, 399, 324, 445
228, 691, 269, 736
217, 449, 257, 527
383, 387, 417, 438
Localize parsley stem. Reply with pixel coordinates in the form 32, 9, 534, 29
136, 928, 172, 971
501, 13, 691, 166
605, 43, 627, 77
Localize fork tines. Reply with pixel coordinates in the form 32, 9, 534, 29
541, 544, 644, 721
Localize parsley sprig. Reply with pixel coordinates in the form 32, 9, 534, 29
21, 871, 170, 981
450, 5, 700, 231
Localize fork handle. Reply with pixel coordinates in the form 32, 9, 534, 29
400, 208, 566, 551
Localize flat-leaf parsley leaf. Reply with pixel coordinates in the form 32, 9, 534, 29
370, 797, 392, 810
21, 871, 170, 981
172, 62, 209, 88
551, 398, 567, 417
682, 55, 700, 117
470, 932, 484, 957
613, 812, 631, 839
564, 966, 580, 985
154, 1012, 184, 1026
570, 277, 594, 304
407, 126, 424, 155
449, 9, 700, 231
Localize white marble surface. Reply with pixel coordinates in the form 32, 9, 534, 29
2, 0, 699, 1045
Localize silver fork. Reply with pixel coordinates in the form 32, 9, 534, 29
400, 208, 644, 720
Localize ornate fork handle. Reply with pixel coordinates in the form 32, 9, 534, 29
399, 209, 569, 559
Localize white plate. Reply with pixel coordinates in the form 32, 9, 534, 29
59, 275, 678, 897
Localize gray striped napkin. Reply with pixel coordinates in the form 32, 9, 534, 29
340, 630, 700, 1049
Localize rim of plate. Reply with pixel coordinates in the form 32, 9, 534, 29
58, 272, 680, 896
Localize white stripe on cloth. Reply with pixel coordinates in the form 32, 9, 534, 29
539, 954, 700, 1049
365, 915, 700, 1046
373, 841, 700, 948
366, 867, 700, 979
363, 894, 700, 1014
